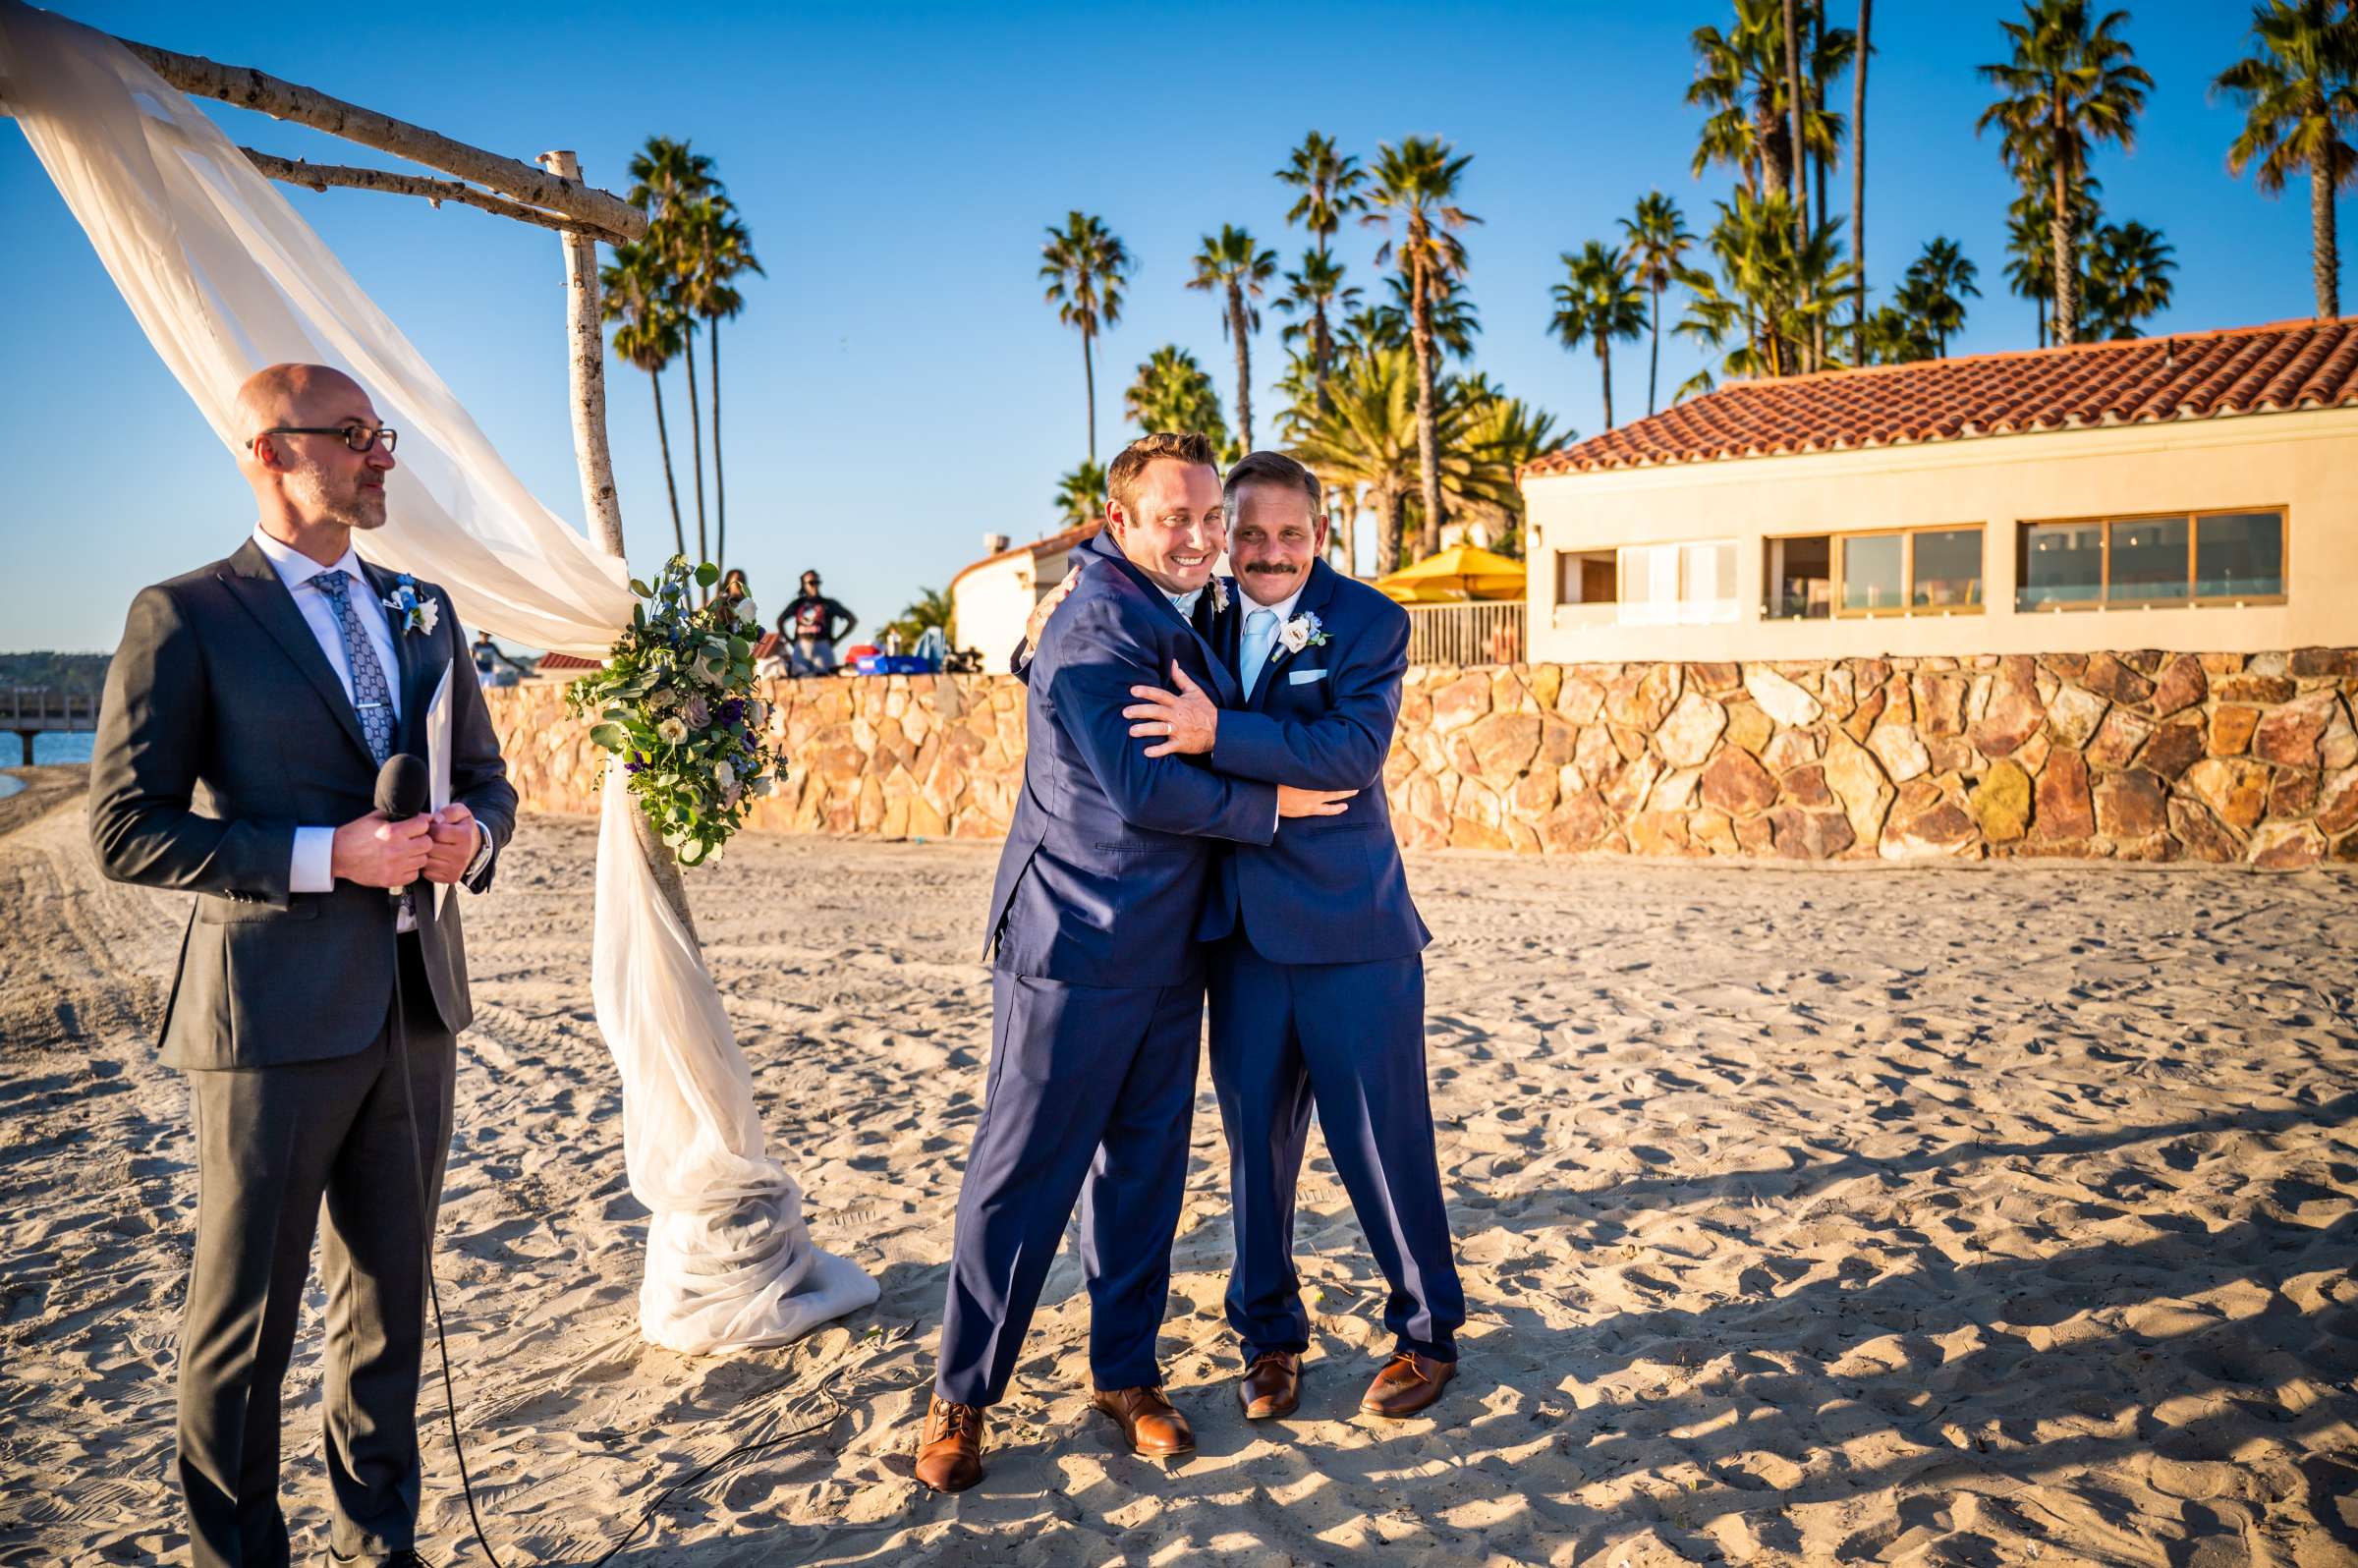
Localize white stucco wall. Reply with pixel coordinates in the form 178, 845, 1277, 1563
1523, 406, 2358, 664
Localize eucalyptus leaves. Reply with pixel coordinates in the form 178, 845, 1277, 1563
566, 557, 789, 866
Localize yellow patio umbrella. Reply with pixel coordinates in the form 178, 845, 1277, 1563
1372, 544, 1528, 603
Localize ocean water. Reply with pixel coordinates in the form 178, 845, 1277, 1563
1, 731, 93, 800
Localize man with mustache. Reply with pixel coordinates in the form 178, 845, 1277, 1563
89, 363, 516, 1566
1105, 450, 1465, 1421
917, 431, 1355, 1491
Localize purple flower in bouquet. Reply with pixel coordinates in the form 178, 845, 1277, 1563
682, 695, 711, 729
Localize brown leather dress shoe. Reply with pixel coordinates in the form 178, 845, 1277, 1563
1091, 1384, 1196, 1457
1238, 1352, 1302, 1420
914, 1395, 985, 1491
1360, 1352, 1455, 1419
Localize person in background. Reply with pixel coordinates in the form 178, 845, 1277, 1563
471, 629, 524, 689
776, 569, 857, 676
713, 568, 751, 618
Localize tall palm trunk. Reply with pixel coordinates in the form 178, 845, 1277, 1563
2314, 158, 2340, 319
2036, 293, 2048, 348
683, 329, 708, 570
1332, 490, 1356, 576
711, 315, 726, 576
1647, 280, 1662, 416
648, 368, 685, 557
1374, 483, 1405, 577
1227, 282, 1255, 450
1853, 0, 1871, 361
1813, 4, 1828, 238
1411, 265, 1443, 561
1083, 328, 1097, 462
2050, 119, 2079, 345
1597, 336, 1615, 429
1783, 0, 1809, 264
1314, 301, 1335, 413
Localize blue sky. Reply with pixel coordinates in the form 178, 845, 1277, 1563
1, 0, 2332, 652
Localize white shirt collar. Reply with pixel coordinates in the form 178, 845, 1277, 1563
251, 526, 366, 592
1236, 578, 1306, 627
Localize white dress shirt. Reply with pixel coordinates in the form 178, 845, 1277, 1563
250, 528, 483, 921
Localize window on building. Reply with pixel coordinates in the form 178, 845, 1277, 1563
1765, 535, 1832, 620
2016, 509, 2286, 609
1555, 549, 1618, 604
1616, 540, 1738, 626
2195, 511, 2284, 599
1774, 525, 1984, 617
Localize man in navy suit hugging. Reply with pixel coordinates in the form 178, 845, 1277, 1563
917, 433, 1358, 1492
1121, 450, 1464, 1424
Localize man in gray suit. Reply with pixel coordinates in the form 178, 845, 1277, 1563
89, 364, 518, 1567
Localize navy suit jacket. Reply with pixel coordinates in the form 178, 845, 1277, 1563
983, 529, 1277, 987
1196, 558, 1431, 966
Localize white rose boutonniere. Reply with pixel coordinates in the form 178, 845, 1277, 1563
1210, 577, 1231, 615
381, 574, 438, 637
1276, 610, 1328, 654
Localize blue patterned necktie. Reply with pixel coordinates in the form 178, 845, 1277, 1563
312, 569, 396, 764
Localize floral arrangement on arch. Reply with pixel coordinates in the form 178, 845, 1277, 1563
565, 556, 790, 866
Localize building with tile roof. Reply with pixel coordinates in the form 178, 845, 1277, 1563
948, 521, 1102, 673
1519, 318, 2358, 665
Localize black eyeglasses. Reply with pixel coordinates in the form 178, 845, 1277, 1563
257, 423, 398, 454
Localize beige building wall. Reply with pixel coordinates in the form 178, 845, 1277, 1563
950, 542, 1080, 674
1525, 407, 2358, 664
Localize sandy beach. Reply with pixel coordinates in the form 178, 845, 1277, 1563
3, 777, 2355, 1566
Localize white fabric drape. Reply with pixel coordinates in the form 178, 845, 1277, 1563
2, 0, 876, 1353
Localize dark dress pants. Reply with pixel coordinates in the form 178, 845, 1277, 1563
177, 937, 455, 1568
1207, 935, 1465, 1365
935, 974, 1203, 1407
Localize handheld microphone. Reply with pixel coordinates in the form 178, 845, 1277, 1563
374, 754, 429, 901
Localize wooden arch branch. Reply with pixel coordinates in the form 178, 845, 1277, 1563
241, 149, 630, 245
117, 35, 647, 241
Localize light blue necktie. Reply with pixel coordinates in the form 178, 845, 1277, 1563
1239, 607, 1277, 696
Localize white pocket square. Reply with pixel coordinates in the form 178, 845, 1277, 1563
1287, 668, 1328, 685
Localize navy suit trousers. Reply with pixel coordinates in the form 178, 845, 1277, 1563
935, 975, 1203, 1406
1207, 937, 1464, 1365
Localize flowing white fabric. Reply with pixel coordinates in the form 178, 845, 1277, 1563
2, 0, 876, 1353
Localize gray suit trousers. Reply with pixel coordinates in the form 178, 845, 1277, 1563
177, 937, 454, 1568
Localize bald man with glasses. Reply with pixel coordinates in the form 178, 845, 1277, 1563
89, 363, 516, 1567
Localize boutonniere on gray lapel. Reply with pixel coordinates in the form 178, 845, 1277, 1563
1275, 610, 1328, 654
381, 574, 439, 637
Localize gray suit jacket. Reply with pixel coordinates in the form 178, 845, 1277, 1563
88, 536, 519, 1070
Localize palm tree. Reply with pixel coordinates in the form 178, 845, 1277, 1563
1040, 212, 1133, 464
598, 238, 689, 556
1275, 249, 1362, 410
1978, 1, 2152, 345
2081, 219, 2177, 337
1365, 137, 1480, 561
1052, 460, 1110, 530
1455, 381, 1565, 555
1853, 0, 1874, 360
1784, 0, 1811, 264
1860, 302, 1937, 364
1552, 242, 1650, 430
1619, 193, 1697, 417
628, 138, 716, 560
1289, 345, 1489, 576
1690, 0, 1794, 197
1372, 271, 1482, 361
1125, 345, 1232, 454
1901, 237, 1980, 356
1276, 132, 1369, 411
675, 196, 762, 580
880, 587, 956, 650
1188, 225, 1278, 451
2213, 0, 2358, 318
1682, 189, 1859, 381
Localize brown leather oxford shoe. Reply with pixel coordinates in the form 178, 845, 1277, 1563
1238, 1352, 1302, 1420
1091, 1384, 1196, 1458
1359, 1352, 1455, 1419
914, 1395, 985, 1491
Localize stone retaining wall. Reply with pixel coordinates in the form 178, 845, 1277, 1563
483, 647, 2358, 868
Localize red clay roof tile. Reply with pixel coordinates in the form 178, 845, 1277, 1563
1524, 318, 2358, 477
